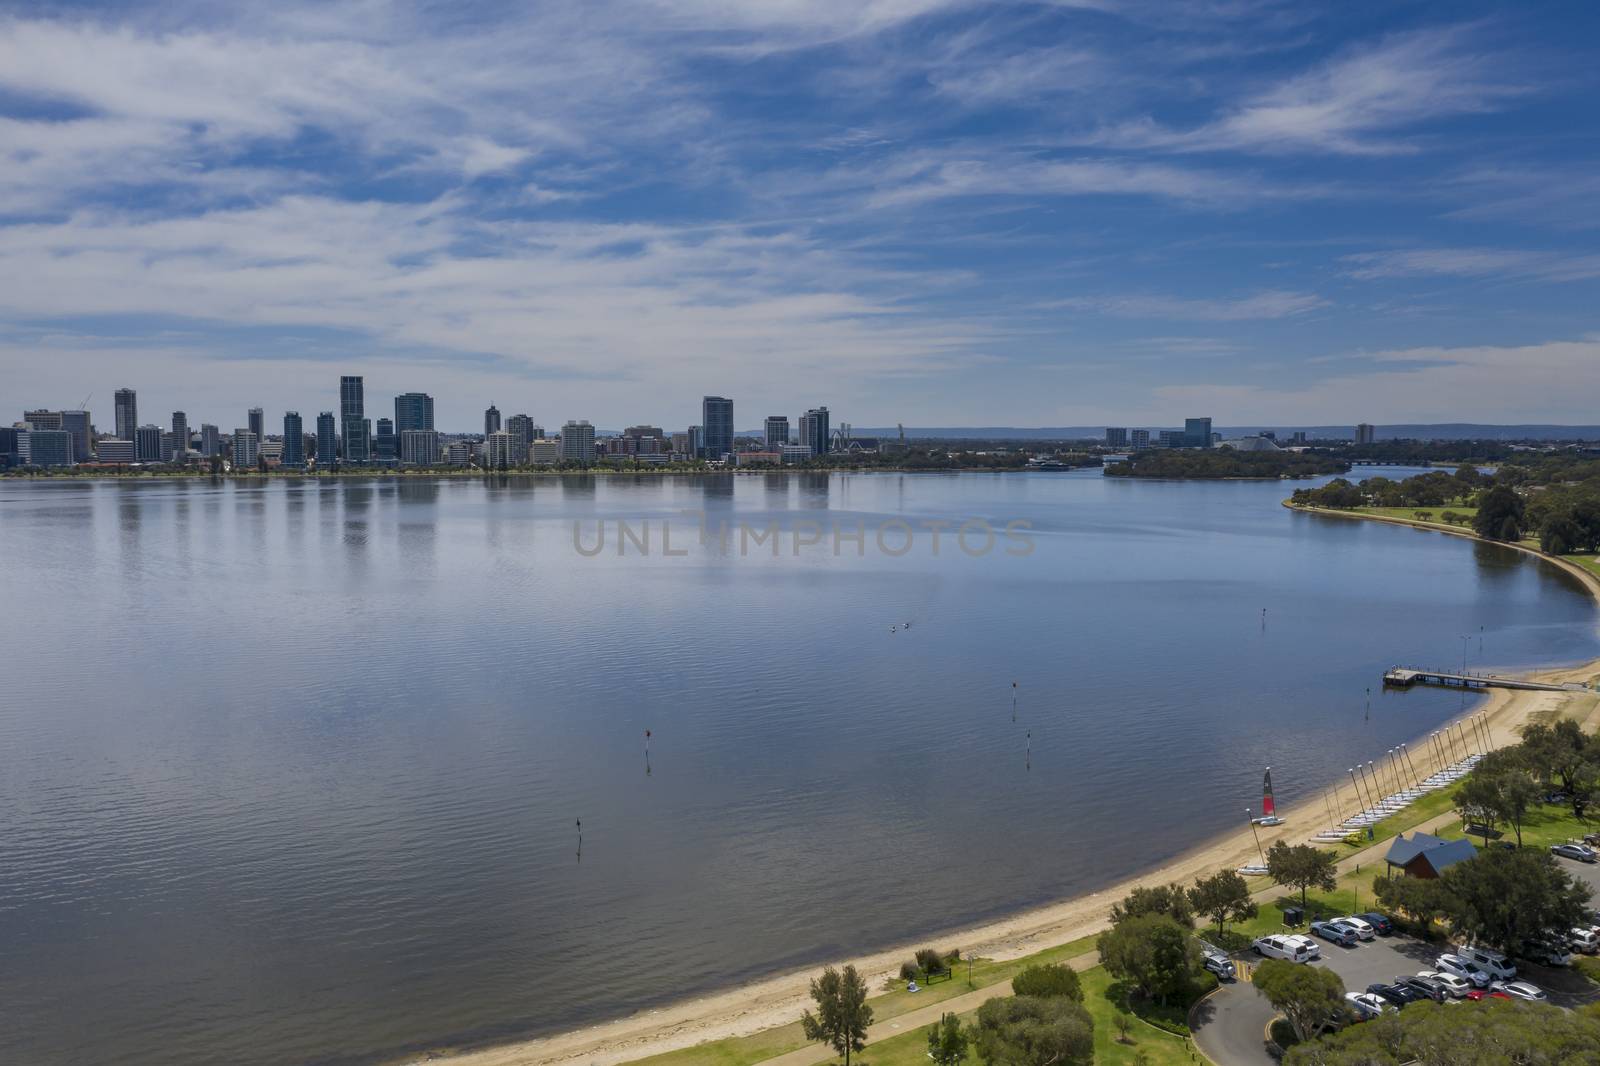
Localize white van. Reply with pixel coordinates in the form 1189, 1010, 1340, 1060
1460, 945, 1517, 980
1569, 927, 1600, 954
1254, 934, 1319, 963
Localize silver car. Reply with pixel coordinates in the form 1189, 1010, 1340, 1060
1491, 980, 1547, 1002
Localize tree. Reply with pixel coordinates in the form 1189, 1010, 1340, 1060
1253, 959, 1345, 1045
801, 965, 873, 1066
1455, 772, 1504, 846
1096, 913, 1201, 1006
1285, 999, 1600, 1065
1438, 847, 1592, 955
969, 994, 1094, 1066
1109, 882, 1194, 928
1011, 963, 1083, 1001
1265, 841, 1338, 905
1370, 871, 1457, 928
1187, 870, 1258, 937
926, 1012, 968, 1066
1473, 485, 1525, 541
1458, 754, 1543, 847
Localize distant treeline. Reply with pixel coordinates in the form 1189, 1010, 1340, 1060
1342, 440, 1516, 463
1105, 449, 1349, 480
1291, 454, 1600, 553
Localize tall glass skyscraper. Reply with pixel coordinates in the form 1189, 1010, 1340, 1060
114, 388, 138, 441
701, 396, 733, 459
340, 376, 368, 464
394, 392, 434, 434
316, 412, 338, 467
282, 412, 304, 467
170, 411, 189, 461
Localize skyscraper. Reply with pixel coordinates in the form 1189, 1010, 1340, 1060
135, 424, 163, 462
1184, 417, 1212, 449
400, 429, 440, 466
248, 407, 264, 445
59, 410, 91, 462
799, 407, 831, 455
507, 414, 535, 463
394, 393, 435, 434
200, 424, 221, 457
374, 418, 397, 464
701, 396, 733, 459
232, 429, 259, 468
484, 405, 501, 437
1356, 423, 1376, 445
340, 376, 368, 464
114, 388, 138, 441
282, 412, 304, 467
765, 416, 789, 449
24, 410, 63, 430
170, 411, 189, 461
560, 420, 596, 463
486, 430, 514, 470
316, 412, 337, 467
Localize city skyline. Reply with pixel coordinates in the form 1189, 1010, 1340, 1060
1, 4, 1598, 426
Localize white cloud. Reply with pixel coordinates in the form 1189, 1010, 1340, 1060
1342, 247, 1600, 282
1056, 289, 1328, 321
1091, 26, 1525, 155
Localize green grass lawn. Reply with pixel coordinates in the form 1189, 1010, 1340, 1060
1429, 797, 1597, 851
1564, 554, 1600, 581
626, 937, 1101, 1066
1355, 505, 1478, 528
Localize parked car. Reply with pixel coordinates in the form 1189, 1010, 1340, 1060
1344, 992, 1391, 1021
1435, 954, 1493, 988
1417, 970, 1472, 998
1522, 939, 1572, 967
1491, 980, 1548, 1002
1201, 948, 1236, 980
1310, 920, 1358, 947
1332, 916, 1377, 941
1365, 983, 1421, 1009
1551, 842, 1598, 863
1357, 912, 1395, 936
1254, 934, 1319, 962
1395, 975, 1448, 1003
1466, 988, 1513, 1001
1459, 945, 1517, 980
1569, 927, 1600, 954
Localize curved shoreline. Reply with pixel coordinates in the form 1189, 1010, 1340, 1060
424, 507, 1600, 1066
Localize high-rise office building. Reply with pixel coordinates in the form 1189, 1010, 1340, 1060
56, 410, 91, 462
232, 429, 259, 468
530, 439, 559, 464
248, 407, 264, 444
1184, 417, 1212, 449
485, 430, 515, 470
373, 417, 397, 464
799, 407, 831, 455
340, 376, 368, 464
400, 429, 440, 466
1130, 429, 1151, 449
688, 425, 704, 457
282, 412, 305, 467
24, 409, 62, 430
114, 388, 138, 441
701, 396, 733, 459
170, 411, 189, 461
0, 426, 16, 469
507, 414, 535, 463
1355, 423, 1376, 445
560, 420, 596, 463
1105, 427, 1129, 448
316, 412, 338, 467
394, 392, 435, 434
200, 424, 221, 457
26, 429, 75, 467
135, 424, 163, 462
765, 416, 789, 449
484, 405, 501, 437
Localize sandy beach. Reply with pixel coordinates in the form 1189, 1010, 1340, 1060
428, 514, 1600, 1066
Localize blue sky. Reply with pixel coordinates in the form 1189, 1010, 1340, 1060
3, 0, 1599, 430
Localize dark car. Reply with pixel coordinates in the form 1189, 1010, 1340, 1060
1366, 983, 1422, 1009
1395, 975, 1448, 1003
1358, 912, 1395, 936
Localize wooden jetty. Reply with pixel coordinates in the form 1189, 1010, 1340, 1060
1383, 667, 1584, 693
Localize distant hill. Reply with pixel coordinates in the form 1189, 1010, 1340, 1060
841, 425, 1600, 442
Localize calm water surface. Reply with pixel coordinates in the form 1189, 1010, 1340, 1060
1, 470, 1596, 1065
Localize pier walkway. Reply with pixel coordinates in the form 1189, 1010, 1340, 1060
1383, 667, 1585, 693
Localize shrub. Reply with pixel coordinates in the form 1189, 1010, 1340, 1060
900, 962, 919, 982
1011, 963, 1083, 1001
915, 948, 946, 973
